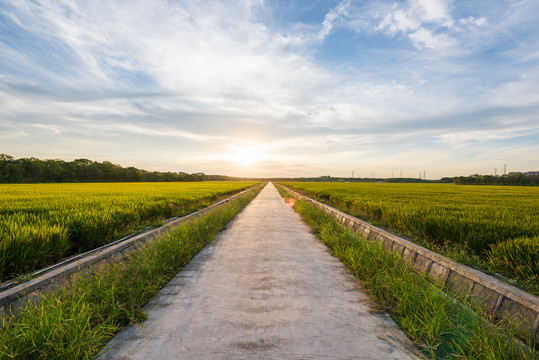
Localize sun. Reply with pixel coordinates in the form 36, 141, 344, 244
231, 146, 261, 166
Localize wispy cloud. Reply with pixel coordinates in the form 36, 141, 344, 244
318, 1, 350, 40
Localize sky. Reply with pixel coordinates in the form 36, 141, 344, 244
0, 0, 538, 179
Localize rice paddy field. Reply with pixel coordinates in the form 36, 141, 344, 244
280, 182, 539, 288
0, 181, 258, 281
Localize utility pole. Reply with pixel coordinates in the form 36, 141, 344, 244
424, 170, 426, 179
495, 167, 497, 176
504, 164, 507, 175
400, 169, 402, 178
419, 172, 421, 179
352, 170, 354, 179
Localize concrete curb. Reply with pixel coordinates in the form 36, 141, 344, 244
0, 187, 258, 313
281, 185, 539, 344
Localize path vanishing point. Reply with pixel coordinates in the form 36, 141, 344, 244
99, 183, 419, 359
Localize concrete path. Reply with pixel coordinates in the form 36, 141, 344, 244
99, 183, 419, 359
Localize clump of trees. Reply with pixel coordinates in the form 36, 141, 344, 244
0, 154, 207, 183
454, 173, 539, 186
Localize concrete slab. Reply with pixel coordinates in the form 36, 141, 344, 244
99, 183, 420, 360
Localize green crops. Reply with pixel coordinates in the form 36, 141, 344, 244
488, 236, 539, 281
281, 182, 539, 288
277, 185, 536, 359
0, 188, 259, 359
0, 181, 259, 281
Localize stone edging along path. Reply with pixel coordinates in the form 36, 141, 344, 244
0, 186, 259, 313
280, 185, 539, 344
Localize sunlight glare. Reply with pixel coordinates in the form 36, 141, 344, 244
232, 146, 261, 166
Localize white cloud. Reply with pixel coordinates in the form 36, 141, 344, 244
376, 0, 454, 35
0, 129, 27, 140
412, 0, 454, 26
0, 1, 334, 120
318, 1, 350, 40
350, 0, 466, 53
92, 123, 235, 143
408, 28, 456, 50
438, 128, 538, 148
31, 123, 63, 134
377, 9, 420, 35
459, 16, 486, 26
492, 73, 539, 107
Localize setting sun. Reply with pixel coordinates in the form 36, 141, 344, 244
231, 146, 261, 166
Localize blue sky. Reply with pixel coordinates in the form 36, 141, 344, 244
0, 0, 538, 178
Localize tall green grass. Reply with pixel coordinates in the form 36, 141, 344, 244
277, 186, 536, 359
0, 181, 258, 281
0, 188, 260, 359
281, 182, 539, 290
488, 236, 539, 281
281, 182, 539, 255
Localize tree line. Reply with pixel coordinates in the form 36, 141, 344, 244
0, 154, 207, 183
454, 173, 539, 186
3, 153, 537, 185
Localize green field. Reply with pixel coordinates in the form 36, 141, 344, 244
277, 188, 536, 359
0, 181, 258, 281
0, 188, 260, 359
280, 182, 539, 286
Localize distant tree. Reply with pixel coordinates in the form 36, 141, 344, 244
454, 173, 538, 186
0, 154, 208, 183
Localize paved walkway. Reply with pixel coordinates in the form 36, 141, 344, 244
99, 183, 419, 359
